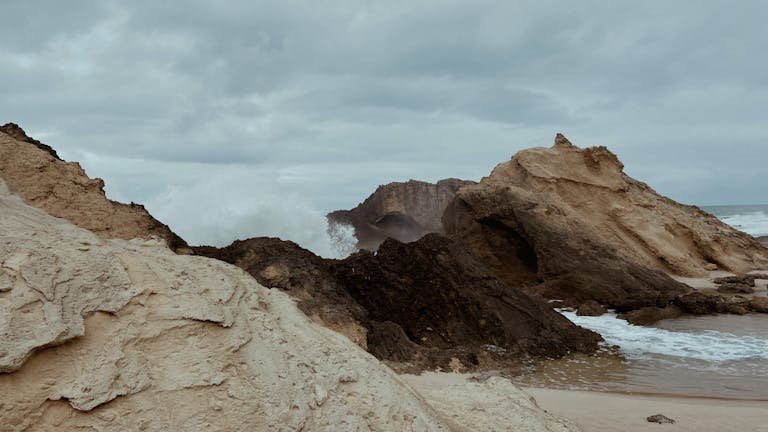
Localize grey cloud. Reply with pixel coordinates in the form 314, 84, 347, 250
2, 0, 767, 251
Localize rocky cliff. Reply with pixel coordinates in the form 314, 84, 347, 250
328, 178, 475, 250
0, 124, 188, 252
443, 135, 768, 311
0, 178, 580, 432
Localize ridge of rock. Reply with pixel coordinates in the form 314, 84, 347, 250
0, 124, 189, 252
328, 178, 476, 251
443, 134, 768, 310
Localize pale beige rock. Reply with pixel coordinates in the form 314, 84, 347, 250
0, 179, 574, 432
463, 138, 768, 277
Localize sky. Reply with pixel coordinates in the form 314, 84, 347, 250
2, 1, 767, 255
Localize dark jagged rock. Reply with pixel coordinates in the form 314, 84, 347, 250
196, 234, 602, 371
0, 122, 61, 160
674, 292, 751, 315
328, 178, 475, 251
714, 274, 768, 286
716, 283, 755, 294
331, 234, 601, 363
749, 297, 768, 313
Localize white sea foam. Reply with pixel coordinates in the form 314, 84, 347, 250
560, 311, 768, 362
719, 211, 768, 237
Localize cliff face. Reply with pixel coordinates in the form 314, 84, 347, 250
443, 135, 768, 310
328, 178, 475, 250
0, 124, 188, 252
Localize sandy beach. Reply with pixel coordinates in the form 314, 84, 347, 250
526, 388, 768, 432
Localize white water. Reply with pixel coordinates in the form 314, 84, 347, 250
719, 211, 768, 237
560, 311, 768, 362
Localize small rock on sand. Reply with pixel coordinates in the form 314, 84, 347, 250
647, 414, 676, 424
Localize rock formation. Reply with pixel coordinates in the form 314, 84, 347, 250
0, 178, 580, 432
758, 236, 768, 246
0, 124, 188, 252
443, 134, 768, 310
194, 238, 369, 348
196, 235, 601, 371
328, 178, 475, 250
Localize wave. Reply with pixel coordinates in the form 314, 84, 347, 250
560, 311, 768, 362
719, 211, 768, 237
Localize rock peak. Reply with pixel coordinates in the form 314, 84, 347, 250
553, 133, 575, 148
0, 122, 61, 160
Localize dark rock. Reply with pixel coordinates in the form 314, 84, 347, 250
195, 234, 602, 370
646, 414, 676, 424
674, 292, 727, 315
716, 283, 755, 294
327, 178, 475, 251
576, 300, 607, 316
332, 234, 602, 362
714, 275, 758, 286
619, 306, 683, 325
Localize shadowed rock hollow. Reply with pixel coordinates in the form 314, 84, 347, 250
328, 178, 475, 251
443, 134, 768, 311
0, 124, 188, 252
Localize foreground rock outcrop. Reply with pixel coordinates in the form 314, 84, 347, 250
0, 124, 188, 252
328, 178, 475, 250
443, 134, 768, 310
0, 179, 581, 431
196, 235, 601, 371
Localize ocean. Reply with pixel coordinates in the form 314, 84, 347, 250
702, 204, 768, 237
513, 206, 768, 400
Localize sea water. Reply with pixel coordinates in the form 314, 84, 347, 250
703, 204, 768, 237
516, 312, 768, 400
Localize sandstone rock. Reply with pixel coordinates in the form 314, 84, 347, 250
0, 178, 581, 431
443, 135, 768, 311
576, 300, 607, 316
704, 263, 719, 271
328, 178, 475, 250
0, 124, 188, 252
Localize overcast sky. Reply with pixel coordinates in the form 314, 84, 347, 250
2, 1, 766, 254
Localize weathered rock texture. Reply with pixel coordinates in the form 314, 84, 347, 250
443, 134, 768, 310
0, 179, 580, 432
194, 238, 369, 348
759, 236, 768, 246
0, 124, 188, 252
196, 235, 600, 371
328, 178, 475, 251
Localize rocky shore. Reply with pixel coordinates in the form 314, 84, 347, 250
2, 124, 767, 431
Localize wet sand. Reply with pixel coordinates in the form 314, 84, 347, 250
526, 387, 768, 432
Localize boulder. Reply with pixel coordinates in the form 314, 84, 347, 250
619, 306, 683, 325
576, 300, 607, 316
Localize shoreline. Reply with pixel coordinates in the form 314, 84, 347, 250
525, 387, 768, 432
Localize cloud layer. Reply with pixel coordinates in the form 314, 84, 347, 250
2, 1, 766, 253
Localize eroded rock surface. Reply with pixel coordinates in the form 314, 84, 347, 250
196, 235, 601, 372
328, 178, 475, 250
0, 124, 188, 251
443, 134, 768, 311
